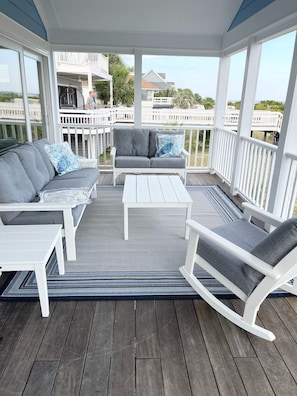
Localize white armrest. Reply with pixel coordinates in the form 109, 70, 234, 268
0, 202, 76, 211
186, 219, 279, 279
181, 148, 190, 157
77, 156, 97, 169
110, 147, 116, 157
242, 202, 284, 227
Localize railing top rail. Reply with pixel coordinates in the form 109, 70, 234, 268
241, 135, 278, 152
285, 152, 297, 161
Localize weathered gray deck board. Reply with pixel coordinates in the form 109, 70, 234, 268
0, 173, 296, 395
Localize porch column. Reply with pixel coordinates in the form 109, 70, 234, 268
214, 56, 230, 129
230, 39, 262, 195
267, 32, 297, 217
134, 49, 142, 127
211, 56, 230, 172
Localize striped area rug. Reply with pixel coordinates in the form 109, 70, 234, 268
1, 185, 244, 299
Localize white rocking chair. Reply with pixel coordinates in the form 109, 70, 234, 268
180, 202, 297, 341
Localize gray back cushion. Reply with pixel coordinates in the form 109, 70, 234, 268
0, 152, 36, 223
244, 217, 297, 286
114, 128, 150, 156
33, 138, 56, 179
149, 129, 184, 158
12, 143, 51, 193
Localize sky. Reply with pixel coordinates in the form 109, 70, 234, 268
121, 31, 296, 103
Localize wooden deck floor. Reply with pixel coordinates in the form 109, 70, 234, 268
1, 173, 297, 395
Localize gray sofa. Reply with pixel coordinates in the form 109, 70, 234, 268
0, 138, 99, 261
110, 128, 188, 185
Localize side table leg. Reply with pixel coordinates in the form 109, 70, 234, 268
35, 265, 49, 317
55, 230, 65, 275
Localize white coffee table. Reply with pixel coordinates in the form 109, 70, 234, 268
0, 224, 64, 317
122, 175, 193, 240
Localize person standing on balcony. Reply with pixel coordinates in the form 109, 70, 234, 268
86, 90, 97, 110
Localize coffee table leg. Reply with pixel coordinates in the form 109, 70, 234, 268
185, 203, 192, 239
35, 265, 49, 317
124, 204, 129, 240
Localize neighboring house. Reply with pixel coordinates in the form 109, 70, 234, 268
55, 52, 113, 109
142, 70, 175, 108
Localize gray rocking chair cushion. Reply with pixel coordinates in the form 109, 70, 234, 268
244, 217, 297, 285
197, 219, 268, 296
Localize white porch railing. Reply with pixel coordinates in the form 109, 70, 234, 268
2, 109, 297, 220
237, 137, 277, 210
281, 152, 297, 218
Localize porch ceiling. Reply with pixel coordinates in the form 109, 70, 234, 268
33, 0, 297, 55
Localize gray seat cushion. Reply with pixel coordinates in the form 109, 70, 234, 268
114, 128, 150, 157
8, 204, 84, 227
197, 219, 268, 296
149, 129, 184, 158
12, 143, 51, 193
42, 168, 99, 191
115, 156, 150, 168
0, 152, 36, 223
150, 157, 185, 168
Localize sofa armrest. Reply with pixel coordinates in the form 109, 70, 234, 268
0, 202, 76, 211
77, 156, 97, 169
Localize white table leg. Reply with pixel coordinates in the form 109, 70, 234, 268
34, 265, 49, 317
55, 231, 65, 275
124, 204, 129, 240
185, 203, 192, 239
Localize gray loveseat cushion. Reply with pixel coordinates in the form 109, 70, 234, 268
115, 156, 150, 168
114, 128, 150, 157
150, 157, 185, 168
197, 219, 268, 296
0, 152, 36, 223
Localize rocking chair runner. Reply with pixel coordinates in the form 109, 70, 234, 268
179, 202, 297, 341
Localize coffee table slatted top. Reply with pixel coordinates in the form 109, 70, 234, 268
122, 175, 192, 206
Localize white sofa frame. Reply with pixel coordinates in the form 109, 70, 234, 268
0, 182, 97, 261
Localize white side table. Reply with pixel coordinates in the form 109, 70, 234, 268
0, 224, 64, 317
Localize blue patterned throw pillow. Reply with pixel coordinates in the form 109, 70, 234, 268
44, 142, 81, 176
156, 134, 183, 157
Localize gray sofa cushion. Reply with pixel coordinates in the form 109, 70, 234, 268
149, 129, 184, 158
0, 152, 36, 223
115, 156, 150, 168
150, 157, 185, 168
33, 138, 56, 179
114, 128, 150, 157
197, 219, 267, 296
42, 168, 99, 191
244, 217, 297, 287
12, 143, 51, 193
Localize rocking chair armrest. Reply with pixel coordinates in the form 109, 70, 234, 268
186, 219, 279, 279
0, 202, 76, 211
242, 202, 284, 228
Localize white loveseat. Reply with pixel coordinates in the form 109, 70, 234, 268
111, 128, 189, 185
